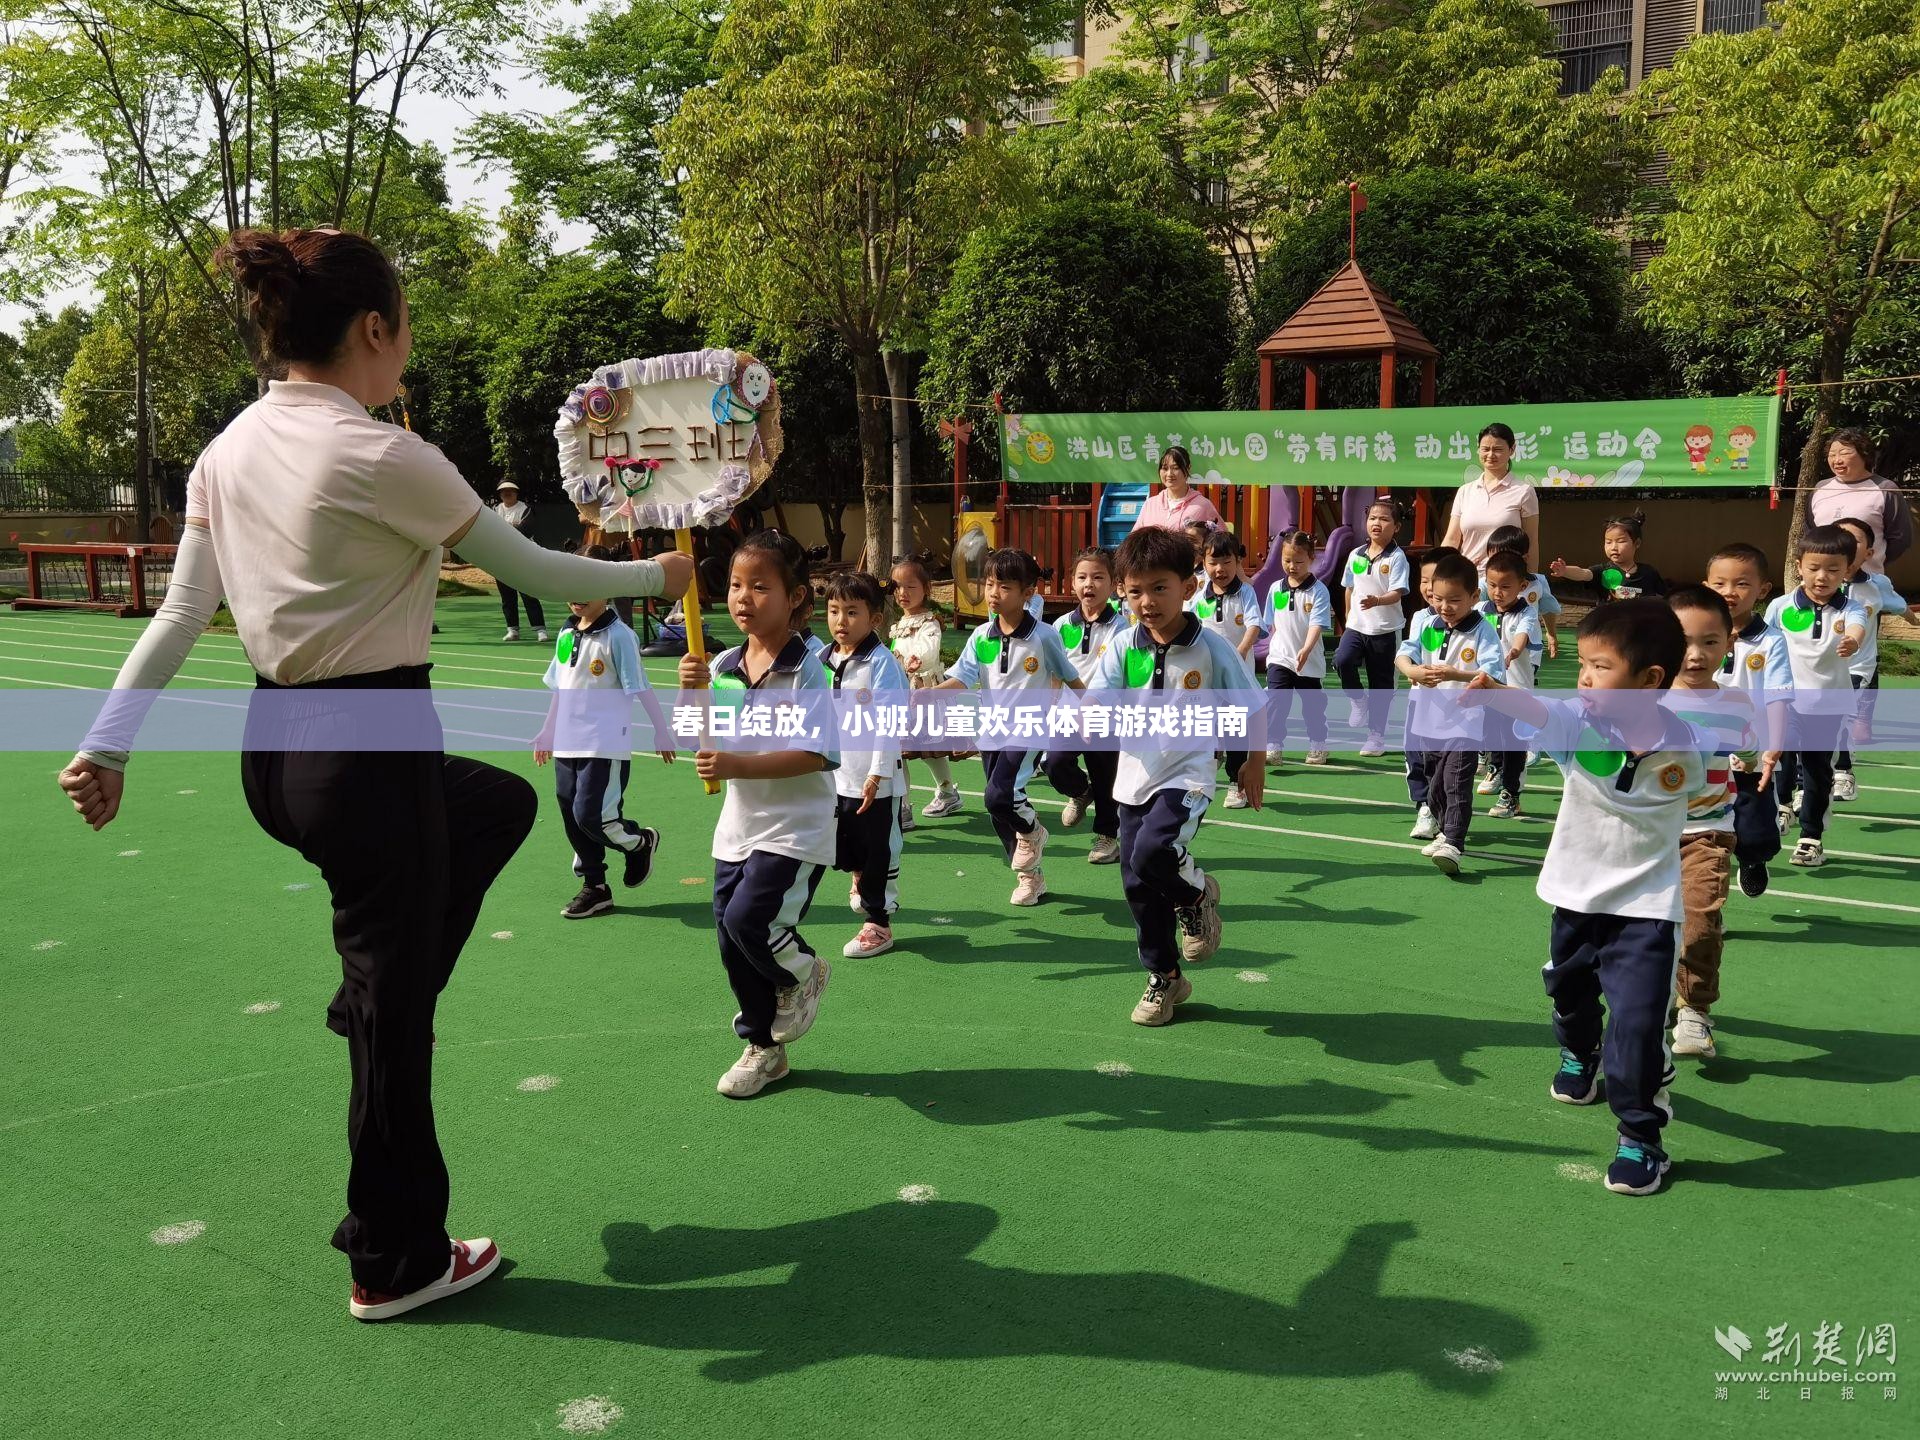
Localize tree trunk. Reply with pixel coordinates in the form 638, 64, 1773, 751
133, 270, 153, 546
1783, 327, 1851, 563
883, 349, 913, 562
851, 345, 892, 574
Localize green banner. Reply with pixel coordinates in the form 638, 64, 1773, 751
1000, 396, 1780, 491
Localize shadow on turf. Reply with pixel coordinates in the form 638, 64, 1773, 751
449, 1208, 1535, 1390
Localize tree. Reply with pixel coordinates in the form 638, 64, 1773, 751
919, 199, 1232, 425
662, 0, 1070, 571
0, 306, 93, 429
1229, 170, 1661, 409
1638, 0, 1920, 545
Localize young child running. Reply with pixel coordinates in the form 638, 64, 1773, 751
678, 531, 838, 1099
1047, 546, 1128, 863
1094, 526, 1264, 1026
1662, 585, 1771, 1062
1395, 551, 1506, 874
1832, 517, 1917, 801
1704, 542, 1792, 897
1263, 529, 1334, 769
1550, 510, 1666, 601
1480, 548, 1543, 820
1480, 523, 1561, 660
1403, 546, 1460, 839
936, 548, 1081, 905
1469, 600, 1714, 1194
1766, 525, 1868, 868
1190, 530, 1267, 806
888, 558, 964, 821
823, 571, 909, 960
1334, 498, 1410, 757
533, 553, 673, 919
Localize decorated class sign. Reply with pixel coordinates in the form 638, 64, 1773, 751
1000, 396, 1780, 491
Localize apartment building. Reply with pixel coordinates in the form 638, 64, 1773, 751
1541, 0, 1771, 92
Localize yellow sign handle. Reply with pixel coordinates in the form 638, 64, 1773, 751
677, 528, 722, 796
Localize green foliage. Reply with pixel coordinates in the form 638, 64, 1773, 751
920, 199, 1232, 422
0, 306, 91, 427
1229, 170, 1660, 409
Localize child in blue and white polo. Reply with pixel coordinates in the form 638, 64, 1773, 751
1189, 529, 1267, 806
1264, 529, 1335, 768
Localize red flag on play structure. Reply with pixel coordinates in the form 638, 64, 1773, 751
1348, 182, 1367, 260
1350, 181, 1368, 215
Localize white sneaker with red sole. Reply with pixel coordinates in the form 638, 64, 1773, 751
349, 1237, 501, 1322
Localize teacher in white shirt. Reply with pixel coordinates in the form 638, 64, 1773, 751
57, 226, 691, 1324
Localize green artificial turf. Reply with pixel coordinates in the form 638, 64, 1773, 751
1, 597, 1915, 1438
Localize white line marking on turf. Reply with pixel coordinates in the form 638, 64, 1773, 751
1556, 1162, 1602, 1183
149, 1221, 206, 1245
32, 939, 63, 951
897, 1184, 938, 1203
516, 1074, 561, 1092
0, 671, 88, 687
1236, 970, 1271, 983
1096, 1061, 1135, 1077
284, 883, 312, 892
1769, 888, 1920, 916
556, 1396, 624, 1436
243, 1002, 281, 1015
1445, 1346, 1504, 1374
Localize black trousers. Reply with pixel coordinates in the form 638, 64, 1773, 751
1730, 770, 1782, 866
981, 748, 1040, 860
1043, 750, 1119, 838
1332, 628, 1398, 734
1118, 788, 1209, 975
1425, 747, 1478, 845
1773, 709, 1843, 840
834, 793, 902, 925
1545, 909, 1677, 1149
240, 675, 537, 1294
499, 583, 546, 631
1405, 746, 1430, 809
713, 853, 825, 1046
1834, 672, 1874, 771
1266, 665, 1327, 749
1490, 716, 1527, 799
554, 756, 642, 884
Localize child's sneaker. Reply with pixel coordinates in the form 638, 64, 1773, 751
1672, 1006, 1716, 1058
1060, 792, 1089, 828
1010, 822, 1049, 872
501, 627, 520, 643
1409, 805, 1438, 841
1488, 791, 1521, 820
1419, 837, 1443, 858
848, 874, 864, 913
1087, 835, 1121, 865
561, 883, 613, 919
1833, 769, 1858, 801
1549, 1048, 1601, 1105
1346, 699, 1366, 729
1359, 732, 1386, 757
1010, 869, 1048, 906
922, 783, 964, 818
898, 795, 916, 832
535, 628, 551, 644
1526, 750, 1542, 767
622, 827, 660, 888
1265, 746, 1285, 766
770, 957, 829, 1044
349, 1238, 502, 1321
1790, 838, 1825, 868
717, 1042, 789, 1098
1737, 859, 1769, 898
1175, 874, 1222, 963
1776, 803, 1795, 832
1604, 1138, 1671, 1196
843, 922, 893, 959
1427, 839, 1462, 875
1303, 749, 1329, 766
1223, 783, 1248, 809
1476, 767, 1499, 795
1130, 971, 1193, 1027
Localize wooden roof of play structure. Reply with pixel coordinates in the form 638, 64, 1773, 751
1256, 259, 1438, 361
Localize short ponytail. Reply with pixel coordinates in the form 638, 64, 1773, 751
216, 227, 402, 367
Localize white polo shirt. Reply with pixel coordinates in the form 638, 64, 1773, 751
1090, 616, 1261, 805
949, 613, 1077, 693
1764, 589, 1869, 711
823, 632, 908, 801
1342, 543, 1411, 636
541, 609, 650, 759
1186, 578, 1266, 650
1527, 698, 1713, 922
1491, 601, 1544, 690
185, 381, 482, 684
1844, 572, 1910, 678
1053, 601, 1128, 686
1720, 614, 1793, 698
1265, 577, 1335, 678
1397, 608, 1507, 741
709, 636, 839, 867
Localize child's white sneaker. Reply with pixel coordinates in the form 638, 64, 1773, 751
1011, 822, 1049, 872
1175, 874, 1223, 964
1428, 839, 1462, 875
848, 874, 864, 913
1833, 769, 1858, 802
1409, 805, 1438, 841
898, 795, 916, 832
1087, 834, 1120, 865
1419, 837, 1443, 858
1060, 793, 1089, 828
843, 922, 894, 959
1010, 869, 1048, 906
922, 783, 964, 818
1672, 1006, 1716, 1058
1304, 749, 1329, 766
1790, 838, 1825, 868
501, 627, 520, 642
1359, 733, 1386, 757
1776, 803, 1795, 832
1265, 746, 1285, 766
770, 957, 829, 1044
535, 628, 551, 644
1476, 769, 1499, 795
717, 1042, 789, 1098
1223, 783, 1248, 809
1346, 700, 1366, 729
1488, 791, 1521, 820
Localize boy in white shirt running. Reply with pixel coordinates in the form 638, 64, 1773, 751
823, 571, 910, 960
1704, 542, 1792, 897
1047, 546, 1129, 863
1481, 548, 1543, 820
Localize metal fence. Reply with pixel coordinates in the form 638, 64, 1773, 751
0, 471, 139, 513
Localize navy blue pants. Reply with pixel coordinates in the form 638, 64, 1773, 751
1834, 672, 1874, 771
1332, 628, 1397, 734
1043, 749, 1119, 838
1425, 748, 1477, 846
1545, 908, 1677, 1148
1773, 710, 1844, 840
1405, 745, 1430, 809
834, 793, 903, 925
1266, 665, 1327, 750
1490, 715, 1527, 799
1117, 788, 1210, 975
499, 583, 545, 631
713, 853, 825, 1047
1730, 770, 1782, 866
554, 756, 642, 885
981, 748, 1040, 861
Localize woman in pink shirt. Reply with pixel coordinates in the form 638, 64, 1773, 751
1132, 445, 1222, 534
1441, 423, 1539, 567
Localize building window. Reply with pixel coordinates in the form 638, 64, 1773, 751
1189, 176, 1229, 208
1013, 94, 1060, 127
1037, 14, 1084, 61
1545, 0, 1633, 95
1702, 0, 1767, 34
1174, 33, 1230, 98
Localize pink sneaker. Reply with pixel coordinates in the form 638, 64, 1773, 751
842, 922, 894, 958
1010, 822, 1049, 872
349, 1238, 501, 1321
